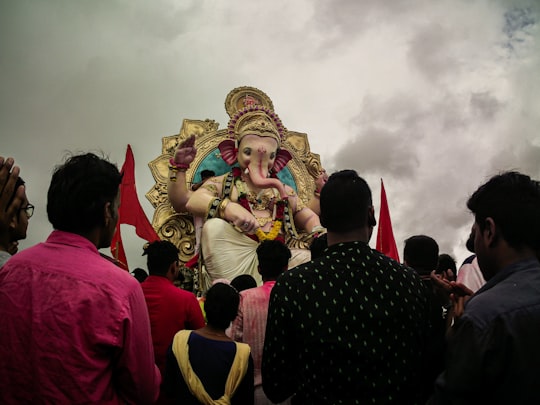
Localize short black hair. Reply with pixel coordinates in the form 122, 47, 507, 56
131, 267, 148, 283
47, 153, 121, 233
320, 170, 372, 232
256, 240, 291, 279
231, 274, 257, 291
436, 253, 457, 274
200, 169, 215, 180
142, 240, 179, 276
204, 282, 240, 329
403, 235, 439, 276
467, 171, 540, 251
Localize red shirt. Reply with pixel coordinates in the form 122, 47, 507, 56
141, 275, 205, 376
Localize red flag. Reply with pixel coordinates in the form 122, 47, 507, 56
376, 179, 400, 262
111, 145, 160, 269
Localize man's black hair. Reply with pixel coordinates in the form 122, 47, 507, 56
231, 274, 257, 291
403, 235, 439, 276
47, 153, 121, 233
204, 282, 240, 329
142, 240, 179, 276
436, 253, 457, 274
200, 170, 215, 180
320, 170, 372, 232
467, 171, 540, 251
256, 240, 291, 279
131, 267, 148, 283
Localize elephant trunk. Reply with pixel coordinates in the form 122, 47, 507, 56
247, 147, 288, 199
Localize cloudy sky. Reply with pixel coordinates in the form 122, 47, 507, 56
1, 0, 539, 271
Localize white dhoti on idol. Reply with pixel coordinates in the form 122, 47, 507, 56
201, 218, 311, 289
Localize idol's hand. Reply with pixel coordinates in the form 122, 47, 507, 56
173, 134, 197, 166
224, 201, 258, 234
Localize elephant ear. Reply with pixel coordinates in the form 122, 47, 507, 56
218, 139, 237, 166
273, 149, 292, 173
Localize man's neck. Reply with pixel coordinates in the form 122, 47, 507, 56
327, 228, 369, 247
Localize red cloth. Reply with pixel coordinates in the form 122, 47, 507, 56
376, 179, 400, 262
141, 276, 205, 378
0, 230, 161, 404
111, 145, 160, 268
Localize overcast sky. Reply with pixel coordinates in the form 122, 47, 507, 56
1, 0, 539, 271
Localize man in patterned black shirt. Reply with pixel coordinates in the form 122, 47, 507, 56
262, 170, 430, 404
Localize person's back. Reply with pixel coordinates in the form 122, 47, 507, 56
263, 170, 430, 404
0, 238, 155, 403
0, 153, 160, 404
165, 282, 254, 404
403, 235, 447, 401
140, 241, 205, 389
231, 240, 291, 405
432, 171, 540, 404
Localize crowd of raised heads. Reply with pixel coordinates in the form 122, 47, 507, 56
2, 152, 540, 404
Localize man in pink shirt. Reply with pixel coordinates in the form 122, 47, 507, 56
141, 240, 205, 403
231, 240, 291, 405
0, 153, 161, 404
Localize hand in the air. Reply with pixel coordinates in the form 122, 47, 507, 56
173, 134, 197, 166
0, 157, 24, 236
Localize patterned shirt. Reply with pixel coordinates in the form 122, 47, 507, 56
262, 241, 430, 405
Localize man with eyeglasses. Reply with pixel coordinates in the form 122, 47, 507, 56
0, 158, 32, 267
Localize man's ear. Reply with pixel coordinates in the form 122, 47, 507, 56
484, 217, 498, 247
104, 202, 112, 226
368, 206, 377, 227
9, 213, 18, 230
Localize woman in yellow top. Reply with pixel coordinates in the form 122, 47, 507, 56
164, 282, 254, 404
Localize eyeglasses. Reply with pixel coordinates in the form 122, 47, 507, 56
20, 204, 34, 219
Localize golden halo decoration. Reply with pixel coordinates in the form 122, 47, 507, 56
224, 86, 274, 118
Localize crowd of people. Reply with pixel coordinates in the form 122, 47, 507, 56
1, 151, 540, 404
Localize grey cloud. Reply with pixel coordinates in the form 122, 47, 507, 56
470, 92, 503, 120
407, 23, 458, 83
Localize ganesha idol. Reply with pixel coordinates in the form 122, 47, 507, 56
168, 105, 324, 287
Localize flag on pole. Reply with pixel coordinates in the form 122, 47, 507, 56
376, 179, 400, 262
111, 145, 160, 269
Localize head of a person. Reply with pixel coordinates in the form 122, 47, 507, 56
256, 240, 291, 280
403, 235, 439, 276
309, 233, 328, 260
8, 177, 32, 243
320, 170, 375, 236
192, 169, 216, 191
204, 282, 240, 330
200, 170, 215, 182
230, 274, 257, 291
142, 240, 179, 279
131, 267, 148, 283
436, 253, 457, 281
467, 171, 540, 279
47, 153, 122, 248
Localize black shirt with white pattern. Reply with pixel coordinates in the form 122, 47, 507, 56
262, 241, 430, 405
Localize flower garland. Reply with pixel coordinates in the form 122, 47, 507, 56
232, 167, 288, 243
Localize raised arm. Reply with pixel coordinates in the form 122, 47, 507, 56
0, 157, 24, 251
168, 135, 197, 213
